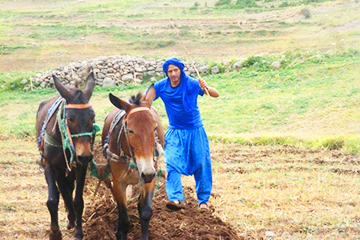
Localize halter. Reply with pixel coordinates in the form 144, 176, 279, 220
105, 107, 159, 169
57, 100, 101, 172
103, 106, 163, 192
126, 107, 150, 120
123, 107, 151, 168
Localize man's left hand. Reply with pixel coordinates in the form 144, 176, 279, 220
198, 78, 208, 90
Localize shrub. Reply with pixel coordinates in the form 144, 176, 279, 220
215, 0, 231, 6
300, 8, 311, 19
243, 56, 269, 71
279, 1, 289, 7
235, 0, 258, 8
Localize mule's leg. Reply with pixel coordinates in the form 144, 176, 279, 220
44, 165, 62, 240
57, 172, 76, 230
138, 181, 155, 240
112, 181, 130, 240
73, 164, 88, 240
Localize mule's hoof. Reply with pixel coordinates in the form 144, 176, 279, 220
67, 221, 75, 230
49, 230, 62, 240
75, 231, 84, 240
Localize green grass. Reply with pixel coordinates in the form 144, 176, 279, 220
1, 49, 360, 153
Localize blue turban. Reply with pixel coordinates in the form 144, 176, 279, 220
163, 58, 200, 113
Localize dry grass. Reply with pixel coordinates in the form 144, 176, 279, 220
2, 137, 360, 239
208, 143, 360, 239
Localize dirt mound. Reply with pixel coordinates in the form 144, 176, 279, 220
83, 182, 239, 240
81, 144, 240, 240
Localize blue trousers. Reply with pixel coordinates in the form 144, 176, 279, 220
164, 126, 212, 204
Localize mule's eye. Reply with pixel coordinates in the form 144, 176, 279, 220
67, 116, 75, 122
128, 129, 134, 134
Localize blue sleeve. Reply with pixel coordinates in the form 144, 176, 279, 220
153, 80, 162, 101
189, 77, 204, 96
199, 87, 204, 96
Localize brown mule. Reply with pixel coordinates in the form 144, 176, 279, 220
102, 87, 165, 240
36, 73, 97, 240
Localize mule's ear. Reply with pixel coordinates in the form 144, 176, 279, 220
83, 72, 96, 100
53, 75, 72, 101
141, 84, 155, 107
109, 93, 131, 112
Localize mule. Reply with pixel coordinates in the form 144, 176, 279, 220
36, 73, 97, 240
102, 88, 164, 240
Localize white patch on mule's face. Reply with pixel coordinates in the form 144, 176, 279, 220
136, 157, 155, 176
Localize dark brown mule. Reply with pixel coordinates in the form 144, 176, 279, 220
102, 88, 164, 240
36, 73, 96, 240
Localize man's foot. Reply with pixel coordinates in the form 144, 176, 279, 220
166, 200, 185, 210
199, 203, 210, 211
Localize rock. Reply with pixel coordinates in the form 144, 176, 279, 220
97, 72, 106, 79
145, 71, 156, 76
74, 63, 82, 69
135, 67, 143, 72
232, 61, 243, 70
265, 231, 276, 238
211, 66, 220, 74
103, 77, 116, 87
20, 79, 28, 84
271, 61, 281, 70
199, 66, 209, 75
122, 74, 133, 82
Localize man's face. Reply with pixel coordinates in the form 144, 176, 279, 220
167, 65, 181, 86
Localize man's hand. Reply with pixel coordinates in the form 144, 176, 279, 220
198, 78, 220, 98
198, 78, 208, 90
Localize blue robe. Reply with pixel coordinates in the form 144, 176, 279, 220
153, 58, 212, 204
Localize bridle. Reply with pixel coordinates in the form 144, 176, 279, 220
58, 100, 100, 171
107, 107, 160, 170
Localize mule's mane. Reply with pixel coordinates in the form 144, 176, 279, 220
128, 92, 143, 106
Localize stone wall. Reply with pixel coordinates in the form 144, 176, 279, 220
30, 55, 238, 89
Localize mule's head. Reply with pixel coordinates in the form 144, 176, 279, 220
109, 92, 158, 183
54, 72, 96, 164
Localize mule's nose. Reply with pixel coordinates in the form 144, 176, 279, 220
141, 172, 155, 183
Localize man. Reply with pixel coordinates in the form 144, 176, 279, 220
146, 57, 219, 210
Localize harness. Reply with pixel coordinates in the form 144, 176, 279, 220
38, 98, 101, 174
103, 107, 163, 184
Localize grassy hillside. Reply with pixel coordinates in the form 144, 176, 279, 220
0, 0, 359, 152
1, 48, 360, 153
0, 0, 359, 72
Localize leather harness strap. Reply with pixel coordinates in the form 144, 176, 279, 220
65, 103, 92, 109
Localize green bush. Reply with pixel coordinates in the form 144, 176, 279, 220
215, 0, 231, 6
235, 0, 259, 8
300, 8, 311, 19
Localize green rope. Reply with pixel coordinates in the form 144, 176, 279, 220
57, 101, 75, 166
89, 159, 111, 181
71, 123, 101, 138
129, 162, 136, 169
153, 168, 162, 196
